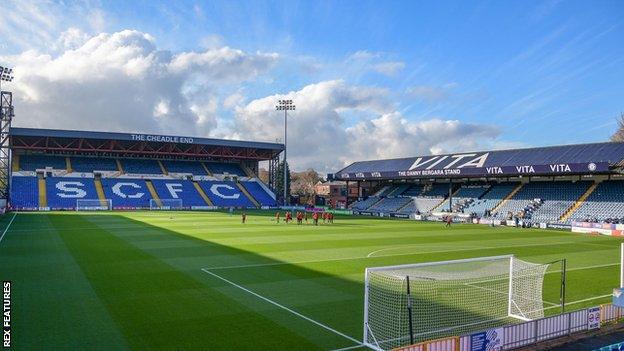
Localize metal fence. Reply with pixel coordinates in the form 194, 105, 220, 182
394, 337, 460, 351
397, 304, 624, 351
602, 303, 623, 324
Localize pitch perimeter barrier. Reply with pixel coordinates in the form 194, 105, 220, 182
393, 336, 460, 351
398, 304, 623, 351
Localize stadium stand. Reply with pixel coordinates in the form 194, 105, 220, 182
150, 179, 208, 207
20, 154, 66, 171
162, 160, 208, 175
46, 177, 100, 210
8, 128, 282, 211
120, 159, 163, 175
437, 185, 490, 213
460, 183, 518, 217
241, 181, 277, 207
386, 184, 410, 196
351, 196, 381, 210
198, 181, 254, 207
492, 181, 591, 222
402, 184, 423, 197
568, 180, 624, 224
71, 156, 118, 172
100, 178, 153, 209
11, 177, 39, 209
204, 162, 246, 176
368, 197, 412, 213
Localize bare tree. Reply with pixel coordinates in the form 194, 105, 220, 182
611, 113, 624, 142
291, 169, 322, 205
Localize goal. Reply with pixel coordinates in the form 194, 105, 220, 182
150, 199, 183, 210
76, 199, 112, 211
363, 255, 550, 351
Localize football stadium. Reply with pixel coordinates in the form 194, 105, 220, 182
2, 111, 624, 350
2, 2, 624, 351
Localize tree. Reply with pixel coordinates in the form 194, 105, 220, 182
275, 161, 291, 204
291, 169, 323, 205
611, 113, 624, 142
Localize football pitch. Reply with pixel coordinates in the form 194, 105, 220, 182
0, 211, 621, 350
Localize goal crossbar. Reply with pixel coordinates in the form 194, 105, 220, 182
363, 254, 550, 351
365, 254, 514, 273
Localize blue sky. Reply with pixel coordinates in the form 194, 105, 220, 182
0, 0, 623, 171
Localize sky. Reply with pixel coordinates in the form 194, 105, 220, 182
0, 0, 623, 173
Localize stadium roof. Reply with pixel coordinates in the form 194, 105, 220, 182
10, 127, 284, 160
335, 142, 624, 180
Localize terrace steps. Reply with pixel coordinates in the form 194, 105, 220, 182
397, 199, 415, 213
66, 157, 72, 173
200, 162, 213, 176
491, 183, 524, 214
37, 174, 47, 208
431, 187, 460, 212
236, 182, 260, 208
115, 159, 124, 173
158, 160, 168, 175
94, 176, 107, 203
559, 181, 599, 222
365, 197, 385, 210
145, 180, 162, 207
241, 163, 256, 178
193, 181, 214, 206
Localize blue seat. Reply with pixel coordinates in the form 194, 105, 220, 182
205, 162, 246, 176
162, 160, 207, 175
241, 181, 276, 206
198, 181, 253, 207
10, 177, 39, 209
20, 155, 66, 171
100, 178, 153, 209
150, 179, 207, 207
71, 157, 118, 172
121, 159, 162, 174
46, 177, 100, 210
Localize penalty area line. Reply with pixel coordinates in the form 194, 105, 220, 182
0, 212, 17, 244
543, 294, 613, 310
200, 268, 362, 347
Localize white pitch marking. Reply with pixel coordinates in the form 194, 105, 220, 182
544, 294, 613, 310
0, 213, 17, 243
366, 240, 595, 258
201, 268, 362, 346
329, 344, 365, 351
205, 240, 602, 271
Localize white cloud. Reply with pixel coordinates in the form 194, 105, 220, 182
223, 91, 245, 109
406, 83, 459, 103
231, 80, 500, 173
346, 50, 405, 77
372, 61, 405, 76
4, 29, 278, 136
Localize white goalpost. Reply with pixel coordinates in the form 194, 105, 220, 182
363, 255, 550, 351
150, 199, 183, 210
76, 199, 112, 211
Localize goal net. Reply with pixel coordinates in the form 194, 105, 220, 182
76, 199, 112, 211
363, 255, 550, 351
150, 198, 183, 210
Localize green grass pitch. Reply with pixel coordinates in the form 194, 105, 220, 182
0, 210, 621, 350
